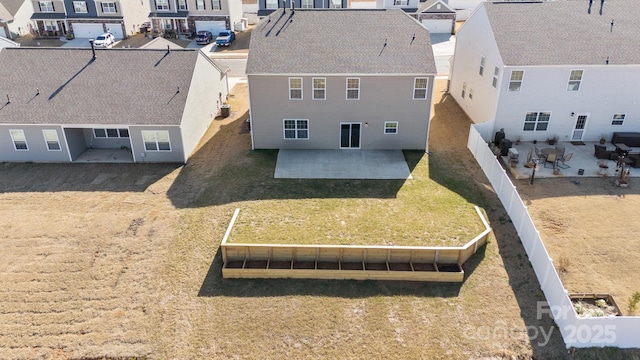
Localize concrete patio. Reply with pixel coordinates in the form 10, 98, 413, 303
500, 141, 640, 180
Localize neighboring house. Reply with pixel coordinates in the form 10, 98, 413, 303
148, 0, 243, 37
246, 9, 436, 150
449, 0, 640, 143
446, 0, 481, 21
376, 0, 455, 34
0, 34, 20, 48
0, 47, 228, 163
139, 35, 184, 49
0, 0, 34, 39
257, 0, 348, 17
30, 0, 150, 40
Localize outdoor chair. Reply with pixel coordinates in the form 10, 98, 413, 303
555, 144, 566, 158
556, 152, 573, 169
544, 152, 558, 168
534, 146, 546, 163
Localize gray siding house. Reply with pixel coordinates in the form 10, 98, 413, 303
0, 47, 228, 163
246, 8, 436, 151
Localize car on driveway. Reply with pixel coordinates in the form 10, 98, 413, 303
215, 30, 235, 46
196, 31, 213, 45
93, 33, 115, 47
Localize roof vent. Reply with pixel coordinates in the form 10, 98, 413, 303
610, 19, 614, 32
89, 39, 96, 60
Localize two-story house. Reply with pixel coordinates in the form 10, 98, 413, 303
256, 0, 348, 18
376, 0, 455, 34
1, 0, 34, 39
148, 0, 242, 37
449, 0, 640, 143
30, 0, 149, 39
246, 8, 436, 151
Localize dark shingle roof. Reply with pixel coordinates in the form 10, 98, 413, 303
247, 9, 436, 75
484, 0, 640, 66
0, 48, 206, 125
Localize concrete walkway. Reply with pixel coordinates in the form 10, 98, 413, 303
274, 150, 412, 179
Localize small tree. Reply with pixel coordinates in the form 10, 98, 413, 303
627, 292, 640, 315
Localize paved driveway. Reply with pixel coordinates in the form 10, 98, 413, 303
430, 33, 456, 76
186, 40, 217, 53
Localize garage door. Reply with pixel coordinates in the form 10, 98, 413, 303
195, 21, 226, 35
105, 23, 124, 39
72, 23, 105, 38
421, 19, 453, 34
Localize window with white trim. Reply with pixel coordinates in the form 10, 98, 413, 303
462, 82, 466, 98
42, 130, 61, 151
479, 56, 485, 76
73, 1, 87, 13
102, 1, 117, 13
156, 0, 169, 10
394, 0, 408, 5
196, 0, 204, 9
162, 19, 172, 29
523, 112, 550, 131
212, 0, 221, 10
142, 130, 171, 151
384, 121, 398, 134
289, 77, 302, 100
346, 78, 360, 100
413, 77, 428, 99
266, 0, 278, 9
284, 120, 309, 139
469, 88, 474, 100
611, 114, 625, 126
330, 0, 342, 8
178, 0, 187, 10
39, 1, 54, 12
301, 0, 313, 8
509, 70, 523, 91
44, 20, 57, 31
93, 128, 129, 138
492, 67, 499, 88
10, 129, 28, 151
313, 78, 326, 100
567, 70, 583, 91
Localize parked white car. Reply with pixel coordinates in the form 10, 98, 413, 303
93, 33, 115, 48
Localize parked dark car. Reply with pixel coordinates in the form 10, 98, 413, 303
196, 31, 213, 45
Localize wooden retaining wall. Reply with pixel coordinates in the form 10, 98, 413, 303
220, 206, 491, 282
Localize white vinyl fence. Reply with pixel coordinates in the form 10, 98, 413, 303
468, 124, 640, 349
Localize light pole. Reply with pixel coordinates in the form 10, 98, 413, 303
530, 158, 539, 185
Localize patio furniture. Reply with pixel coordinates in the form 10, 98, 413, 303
594, 144, 615, 160
544, 152, 558, 168
555, 143, 566, 157
628, 155, 640, 168
534, 146, 546, 162
614, 143, 631, 157
556, 152, 573, 169
612, 132, 640, 147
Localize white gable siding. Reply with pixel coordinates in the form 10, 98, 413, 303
121, 0, 151, 36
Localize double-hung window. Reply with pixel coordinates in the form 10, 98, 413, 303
284, 120, 309, 139
479, 56, 485, 76
313, 78, 326, 100
44, 20, 56, 31
102, 1, 117, 13
469, 88, 474, 100
523, 112, 550, 131
611, 114, 625, 126
509, 70, 524, 91
413, 77, 428, 99
73, 1, 87, 13
346, 78, 360, 100
39, 1, 54, 12
43, 130, 61, 151
462, 82, 466, 98
384, 121, 398, 134
178, 0, 187, 10
289, 77, 302, 100
492, 67, 499, 88
394, 0, 408, 5
329, 0, 342, 8
567, 70, 583, 91
301, 0, 313, 8
196, 0, 205, 9
142, 130, 171, 151
156, 0, 169, 10
266, 0, 278, 9
212, 0, 221, 10
10, 130, 28, 151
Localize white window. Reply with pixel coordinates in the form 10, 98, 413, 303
93, 128, 129, 138
44, 20, 57, 31
142, 130, 171, 151
509, 70, 524, 91
469, 88, 474, 100
461, 82, 466, 98
266, 0, 278, 9
394, 0, 408, 5
156, 0, 169, 10
212, 0, 221, 10
10, 129, 28, 151
178, 0, 187, 10
301, 0, 313, 8
479, 56, 485, 76
39, 1, 54, 12
162, 19, 172, 29
313, 78, 326, 100
384, 121, 398, 134
492, 67, 499, 88
523, 112, 550, 131
567, 70, 583, 91
346, 78, 360, 100
611, 114, 626, 126
102, 1, 117, 13
289, 77, 302, 100
196, 0, 205, 10
413, 77, 428, 100
73, 1, 87, 13
330, 0, 341, 8
283, 120, 309, 139
42, 130, 61, 151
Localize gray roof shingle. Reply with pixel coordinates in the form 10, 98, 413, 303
485, 0, 640, 66
246, 9, 436, 75
0, 48, 206, 126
